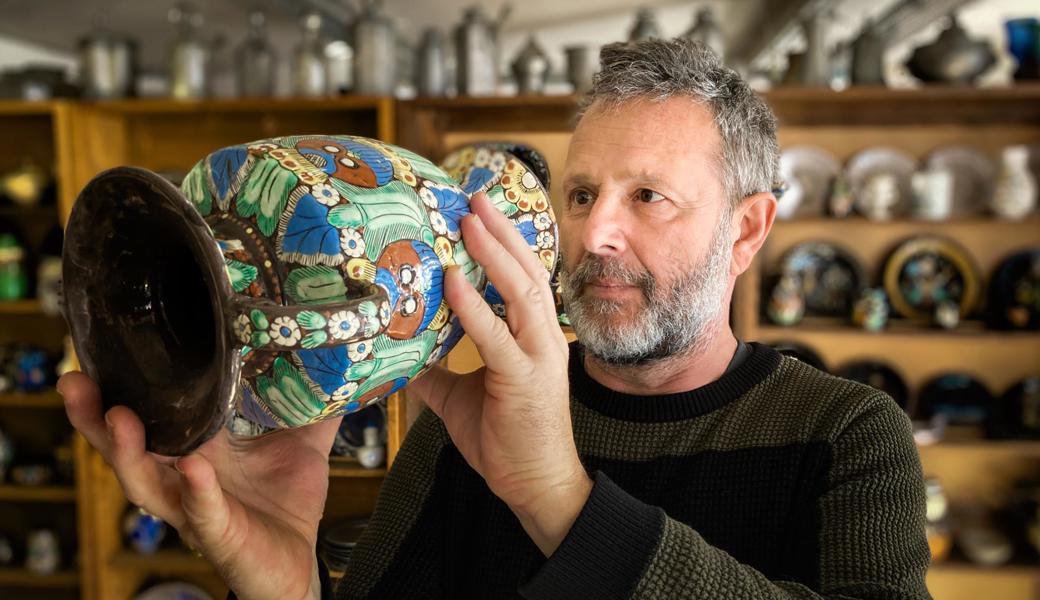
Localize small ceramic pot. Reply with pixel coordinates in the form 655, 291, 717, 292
25, 529, 60, 575
123, 506, 167, 555
63, 136, 557, 455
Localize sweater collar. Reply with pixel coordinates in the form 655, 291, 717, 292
569, 341, 781, 422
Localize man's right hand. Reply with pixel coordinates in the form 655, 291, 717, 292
59, 371, 339, 600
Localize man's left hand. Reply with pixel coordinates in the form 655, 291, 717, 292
408, 191, 592, 556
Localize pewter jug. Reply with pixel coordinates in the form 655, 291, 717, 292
565, 45, 595, 94
235, 10, 276, 97
628, 8, 661, 42
293, 11, 328, 97
454, 5, 509, 96
906, 14, 996, 84
79, 28, 137, 99
415, 28, 446, 96
168, 3, 213, 99
353, 0, 396, 95
682, 7, 725, 63
850, 19, 885, 86
511, 36, 550, 95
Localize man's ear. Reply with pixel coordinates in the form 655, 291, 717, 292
730, 192, 776, 277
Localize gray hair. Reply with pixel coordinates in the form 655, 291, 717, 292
577, 38, 781, 205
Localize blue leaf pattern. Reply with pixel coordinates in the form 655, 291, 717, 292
298, 347, 353, 395
282, 194, 341, 258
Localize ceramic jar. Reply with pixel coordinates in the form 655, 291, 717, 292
26, 529, 60, 575
991, 145, 1037, 220
63, 136, 557, 455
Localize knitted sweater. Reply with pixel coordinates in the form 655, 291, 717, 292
331, 342, 932, 599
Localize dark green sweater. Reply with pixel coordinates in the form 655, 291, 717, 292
333, 342, 932, 599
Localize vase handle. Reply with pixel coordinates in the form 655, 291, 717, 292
228, 286, 389, 351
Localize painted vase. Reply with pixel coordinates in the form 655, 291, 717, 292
63, 136, 557, 455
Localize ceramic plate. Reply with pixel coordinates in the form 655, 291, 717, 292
882, 236, 981, 320
925, 145, 995, 217
835, 360, 910, 411
134, 582, 213, 600
778, 146, 840, 219
777, 241, 865, 317
916, 373, 992, 426
985, 248, 1040, 331
846, 146, 917, 218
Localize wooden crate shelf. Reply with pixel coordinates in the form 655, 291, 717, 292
0, 485, 76, 502
329, 457, 386, 479
0, 567, 79, 588
0, 390, 65, 408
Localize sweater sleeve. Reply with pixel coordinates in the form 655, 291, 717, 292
520, 395, 932, 600
332, 406, 452, 599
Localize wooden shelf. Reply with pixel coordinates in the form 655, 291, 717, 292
920, 440, 1040, 455
757, 319, 1040, 339
0, 100, 59, 116
0, 391, 64, 408
0, 567, 79, 587
0, 299, 44, 315
80, 96, 391, 114
110, 549, 214, 575
0, 484, 76, 502
329, 457, 386, 479
930, 561, 1040, 578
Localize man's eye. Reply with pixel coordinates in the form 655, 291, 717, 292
637, 189, 665, 203
570, 189, 593, 205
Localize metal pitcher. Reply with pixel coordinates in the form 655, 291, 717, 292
168, 2, 215, 99
415, 28, 446, 97
293, 10, 328, 97
454, 5, 510, 96
235, 10, 276, 97
353, 0, 397, 95
511, 36, 550, 95
79, 28, 137, 99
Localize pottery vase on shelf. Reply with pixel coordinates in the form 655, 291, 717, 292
906, 14, 996, 84
123, 506, 167, 555
991, 145, 1037, 220
0, 233, 28, 301
25, 529, 60, 575
767, 274, 805, 326
852, 288, 889, 333
62, 136, 558, 456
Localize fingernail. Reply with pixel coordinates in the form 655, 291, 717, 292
174, 458, 185, 474
104, 412, 115, 435
471, 213, 482, 228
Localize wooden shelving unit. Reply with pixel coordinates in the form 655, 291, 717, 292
0, 88, 1035, 599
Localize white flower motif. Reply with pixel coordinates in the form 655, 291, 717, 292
340, 228, 366, 258
474, 147, 491, 168
429, 210, 448, 236
419, 186, 439, 208
533, 212, 553, 231
311, 182, 341, 207
378, 300, 391, 327
327, 310, 360, 341
521, 170, 539, 191
332, 381, 359, 401
233, 314, 253, 345
436, 321, 454, 345
489, 152, 507, 172
269, 316, 302, 347
348, 340, 373, 362
536, 230, 555, 249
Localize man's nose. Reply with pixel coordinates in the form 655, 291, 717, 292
580, 196, 628, 258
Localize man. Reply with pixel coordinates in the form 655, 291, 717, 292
60, 39, 930, 599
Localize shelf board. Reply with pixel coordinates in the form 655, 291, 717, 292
0, 299, 45, 315
756, 320, 1039, 340
0, 567, 79, 587
0, 204, 59, 219
0, 390, 64, 408
0, 100, 58, 116
929, 561, 1040, 578
0, 484, 76, 502
329, 457, 386, 479
919, 440, 1040, 455
110, 549, 214, 574
83, 96, 390, 114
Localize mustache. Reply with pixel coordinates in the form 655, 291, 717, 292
562, 255, 655, 298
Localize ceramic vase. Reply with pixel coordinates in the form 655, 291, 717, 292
25, 529, 60, 575
63, 136, 557, 455
991, 145, 1037, 220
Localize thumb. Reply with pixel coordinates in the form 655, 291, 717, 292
408, 364, 462, 418
176, 453, 236, 557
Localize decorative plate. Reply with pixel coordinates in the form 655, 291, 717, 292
846, 146, 917, 219
985, 248, 1040, 330
134, 582, 213, 600
835, 360, 910, 412
916, 373, 992, 427
883, 236, 980, 320
776, 241, 865, 317
925, 145, 995, 217
777, 145, 840, 220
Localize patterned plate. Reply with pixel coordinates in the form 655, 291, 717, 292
835, 360, 910, 412
985, 248, 1040, 330
882, 236, 980, 320
778, 145, 840, 220
846, 146, 917, 219
776, 241, 865, 317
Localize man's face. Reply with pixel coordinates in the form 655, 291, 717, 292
559, 97, 735, 365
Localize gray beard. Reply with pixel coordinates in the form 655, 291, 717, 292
560, 214, 732, 366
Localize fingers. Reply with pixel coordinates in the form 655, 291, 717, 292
176, 453, 237, 557
443, 265, 524, 373
106, 405, 188, 528
58, 372, 111, 457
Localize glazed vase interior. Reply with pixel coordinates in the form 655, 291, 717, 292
63, 169, 235, 455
